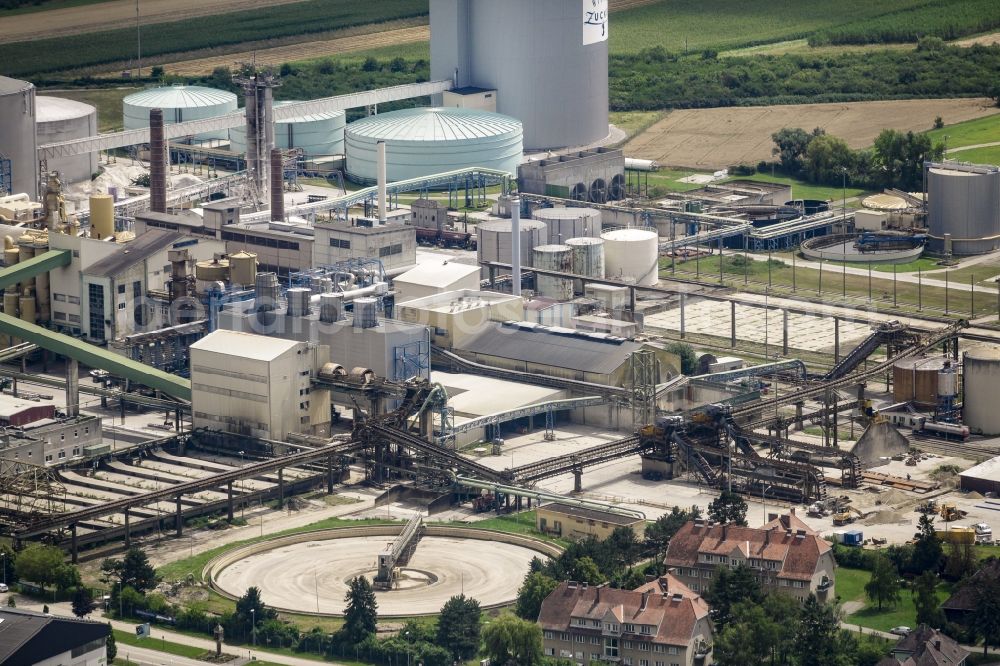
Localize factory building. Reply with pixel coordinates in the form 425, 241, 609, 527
959, 456, 1000, 495
926, 161, 1000, 256
0, 608, 110, 666
0, 75, 38, 198
396, 290, 524, 348
430, 0, 609, 150
536, 502, 645, 541
35, 96, 98, 184
518, 149, 625, 202
190, 330, 331, 440
0, 414, 104, 466
313, 221, 417, 273
344, 107, 523, 184
393, 261, 482, 304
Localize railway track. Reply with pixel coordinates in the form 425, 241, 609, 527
908, 433, 1000, 462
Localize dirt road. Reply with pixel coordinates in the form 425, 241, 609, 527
625, 98, 999, 169
0, 0, 308, 44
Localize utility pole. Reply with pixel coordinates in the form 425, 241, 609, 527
136, 0, 141, 78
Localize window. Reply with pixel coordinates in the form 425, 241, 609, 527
72, 447, 80, 456
604, 638, 619, 659
640, 660, 649, 666
54, 293, 66, 302
544, 648, 554, 657
624, 624, 635, 634
641, 625, 652, 635
45, 454, 53, 462
68, 295, 80, 304
84, 427, 89, 434
574, 635, 584, 643
68, 313, 81, 323
88, 283, 105, 340
118, 301, 126, 310
329, 238, 351, 249
623, 658, 632, 666
638, 642, 650, 651
668, 647, 678, 655
544, 631, 554, 640
133, 281, 142, 298
60, 434, 65, 442
591, 636, 600, 645
117, 284, 126, 294
624, 641, 633, 650
53, 311, 66, 320
58, 451, 65, 459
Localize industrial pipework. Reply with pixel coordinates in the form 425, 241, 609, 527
454, 476, 645, 520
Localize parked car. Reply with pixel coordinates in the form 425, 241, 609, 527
889, 626, 911, 637
0, 583, 9, 593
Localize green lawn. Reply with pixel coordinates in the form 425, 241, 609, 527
835, 566, 869, 603
609, 110, 668, 141
724, 173, 867, 202
946, 145, 1000, 167
922, 260, 1000, 287
43, 87, 137, 133
838, 566, 954, 633
844, 257, 942, 274
927, 112, 1000, 151
113, 629, 207, 659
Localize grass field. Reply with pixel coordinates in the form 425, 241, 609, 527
113, 629, 207, 659
0, 0, 103, 16
947, 145, 1000, 166
643, 171, 868, 201
928, 112, 1000, 150
837, 567, 953, 634
44, 87, 137, 133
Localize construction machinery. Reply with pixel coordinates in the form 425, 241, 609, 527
832, 504, 867, 526
939, 503, 967, 522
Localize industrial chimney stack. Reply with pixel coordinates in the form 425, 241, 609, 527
270, 148, 284, 222
149, 108, 167, 213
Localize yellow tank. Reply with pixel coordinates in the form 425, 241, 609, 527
4, 246, 19, 270
18, 291, 36, 325
195, 259, 230, 282
3, 292, 19, 315
228, 251, 258, 287
89, 194, 115, 239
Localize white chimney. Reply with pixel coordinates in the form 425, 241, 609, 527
376, 140, 387, 226
510, 196, 521, 296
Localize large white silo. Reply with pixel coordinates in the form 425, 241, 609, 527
0, 76, 37, 197
123, 85, 238, 141
36, 96, 98, 184
602, 228, 659, 286
230, 101, 345, 157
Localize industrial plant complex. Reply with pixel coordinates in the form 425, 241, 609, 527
1, 0, 1000, 664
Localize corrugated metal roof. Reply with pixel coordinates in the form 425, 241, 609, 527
455, 321, 638, 375
346, 107, 522, 142
123, 85, 237, 109
85, 229, 182, 278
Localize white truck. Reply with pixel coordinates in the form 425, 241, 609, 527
974, 523, 993, 544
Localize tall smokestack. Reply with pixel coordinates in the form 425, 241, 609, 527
376, 140, 387, 226
270, 148, 284, 222
149, 108, 167, 213
510, 196, 521, 296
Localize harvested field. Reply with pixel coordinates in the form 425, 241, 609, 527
160, 23, 430, 76
0, 0, 306, 44
625, 98, 999, 169
954, 31, 1000, 47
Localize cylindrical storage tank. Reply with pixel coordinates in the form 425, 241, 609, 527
228, 251, 258, 288
195, 259, 229, 282
230, 101, 345, 157
35, 96, 98, 184
254, 272, 280, 310
938, 365, 957, 398
345, 107, 523, 184
3, 246, 19, 271
477, 219, 547, 271
927, 165, 1000, 256
531, 244, 573, 301
429, 0, 608, 150
963, 348, 1000, 435
3, 292, 18, 315
286, 287, 311, 316
319, 293, 344, 323
89, 194, 115, 239
0, 76, 38, 198
531, 207, 602, 243
893, 357, 949, 408
18, 291, 35, 324
353, 297, 379, 329
566, 237, 605, 279
602, 228, 659, 286
123, 85, 238, 141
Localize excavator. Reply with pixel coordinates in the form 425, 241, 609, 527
832, 505, 868, 526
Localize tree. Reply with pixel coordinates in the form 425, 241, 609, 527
119, 586, 145, 616
71, 588, 97, 618
971, 570, 1000, 656
705, 564, 762, 630
608, 526, 641, 568
569, 556, 604, 585
664, 342, 697, 375
54, 564, 82, 592
150, 66, 164, 79
802, 134, 855, 185
911, 514, 944, 574
708, 491, 748, 526
343, 576, 377, 643
436, 594, 481, 660
481, 613, 543, 666
865, 554, 901, 610
106, 623, 117, 661
14, 544, 64, 587
0, 544, 16, 585
794, 594, 844, 666
771, 127, 815, 174
912, 571, 945, 628
872, 129, 943, 190
944, 540, 977, 582
646, 506, 701, 563
515, 572, 558, 621
101, 547, 157, 594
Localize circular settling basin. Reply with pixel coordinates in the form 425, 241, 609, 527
211, 533, 546, 616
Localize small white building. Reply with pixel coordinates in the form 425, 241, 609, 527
393, 260, 482, 304
190, 330, 329, 440
396, 289, 523, 348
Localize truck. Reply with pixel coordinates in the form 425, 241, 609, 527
974, 523, 993, 544
936, 526, 976, 545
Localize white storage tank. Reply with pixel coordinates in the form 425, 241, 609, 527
531, 207, 602, 243
602, 228, 659, 286
230, 101, 345, 157
0, 76, 37, 197
36, 96, 98, 184
123, 85, 238, 141
531, 244, 573, 301
566, 237, 605, 279
963, 348, 1000, 435
345, 107, 523, 184
477, 218, 547, 270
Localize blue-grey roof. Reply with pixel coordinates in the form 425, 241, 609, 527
455, 321, 639, 375
346, 107, 522, 142
0, 608, 108, 666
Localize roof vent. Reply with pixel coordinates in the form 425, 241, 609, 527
672, 593, 683, 602
795, 530, 806, 540
568, 581, 577, 588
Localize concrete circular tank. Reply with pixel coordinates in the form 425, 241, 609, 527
345, 107, 523, 184
601, 228, 658, 286
893, 356, 949, 408
0, 76, 37, 197
123, 85, 238, 141
430, 0, 609, 150
565, 237, 605, 279
36, 96, 98, 184
531, 244, 573, 300
962, 348, 1000, 435
531, 207, 602, 243
476, 218, 547, 270
927, 164, 1000, 255
230, 101, 345, 157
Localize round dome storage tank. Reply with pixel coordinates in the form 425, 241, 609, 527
477, 219, 548, 271
531, 207, 602, 243
123, 85, 238, 141
36, 97, 98, 184
963, 348, 1000, 435
0, 76, 38, 197
230, 101, 345, 157
532, 244, 573, 301
229, 251, 258, 287
602, 228, 658, 286
429, 0, 608, 150
927, 164, 1000, 256
344, 107, 523, 184
893, 357, 949, 408
566, 237, 605, 279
